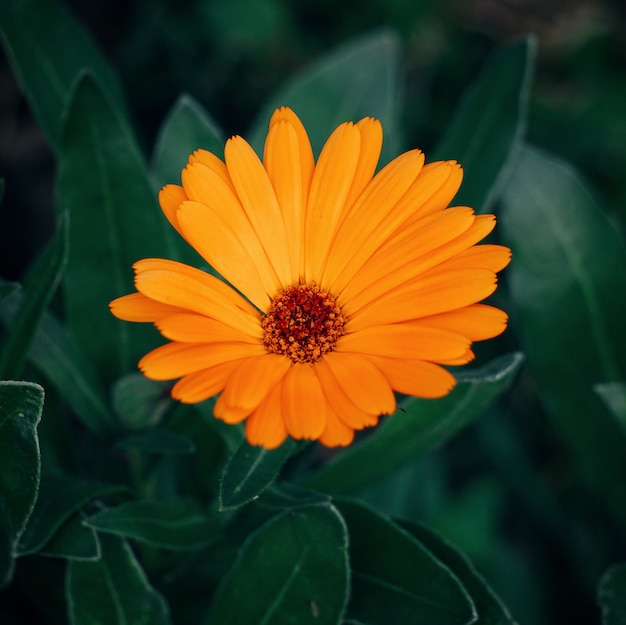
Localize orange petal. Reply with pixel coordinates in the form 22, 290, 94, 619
139, 341, 266, 380
440, 243, 511, 273
417, 304, 509, 341
339, 324, 469, 361
171, 359, 243, 403
318, 402, 355, 448
158, 184, 187, 236
214, 392, 249, 424
281, 364, 327, 440
188, 149, 232, 189
225, 136, 292, 286
110, 292, 187, 322
245, 382, 288, 449
365, 356, 456, 398
156, 313, 262, 344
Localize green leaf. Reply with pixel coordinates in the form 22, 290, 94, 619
433, 36, 536, 214
18, 472, 126, 556
67, 533, 170, 625
307, 352, 523, 494
598, 562, 626, 625
335, 499, 475, 625
40, 513, 100, 561
83, 500, 218, 551
205, 503, 349, 625
500, 145, 626, 526
595, 382, 626, 432
0, 213, 67, 380
0, 0, 125, 151
115, 430, 195, 456
219, 438, 297, 511
249, 30, 403, 163
58, 72, 170, 384
0, 381, 44, 587
112, 373, 171, 430
400, 522, 515, 625
151, 94, 224, 188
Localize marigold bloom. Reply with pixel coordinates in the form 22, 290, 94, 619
110, 107, 510, 449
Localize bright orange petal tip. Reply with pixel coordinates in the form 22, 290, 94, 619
110, 106, 511, 449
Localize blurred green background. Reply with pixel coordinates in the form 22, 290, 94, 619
2, 1, 626, 624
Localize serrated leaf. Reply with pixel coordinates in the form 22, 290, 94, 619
219, 438, 297, 511
83, 500, 218, 550
0, 213, 67, 380
400, 521, 516, 625
336, 499, 475, 625
598, 562, 626, 625
204, 503, 349, 625
67, 533, 170, 625
0, 381, 44, 587
18, 473, 126, 556
500, 145, 626, 526
0, 0, 125, 151
307, 353, 523, 494
434, 36, 536, 213
249, 30, 403, 163
58, 72, 170, 384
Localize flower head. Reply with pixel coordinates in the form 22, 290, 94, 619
110, 107, 510, 449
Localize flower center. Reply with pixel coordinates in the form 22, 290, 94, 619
262, 284, 346, 364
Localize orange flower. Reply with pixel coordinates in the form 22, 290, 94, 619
110, 107, 510, 449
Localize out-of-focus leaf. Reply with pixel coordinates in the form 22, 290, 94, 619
194, 398, 245, 453
112, 373, 170, 430
152, 94, 224, 187
219, 438, 297, 511
83, 500, 218, 551
40, 513, 99, 561
598, 562, 626, 625
18, 473, 126, 556
204, 503, 349, 625
58, 73, 170, 385
257, 483, 331, 510
0, 381, 44, 587
0, 214, 67, 380
307, 353, 523, 494
336, 499, 475, 625
249, 30, 403, 163
434, 36, 536, 214
500, 145, 626, 526
595, 382, 626, 432
400, 521, 516, 625
115, 430, 195, 456
0, 0, 125, 151
67, 533, 170, 625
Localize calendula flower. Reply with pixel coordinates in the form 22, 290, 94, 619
110, 107, 510, 449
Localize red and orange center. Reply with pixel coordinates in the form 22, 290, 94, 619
262, 284, 346, 364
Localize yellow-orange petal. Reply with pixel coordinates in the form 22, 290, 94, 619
188, 149, 232, 188
133, 258, 262, 337
171, 360, 243, 403
214, 392, 250, 424
321, 351, 396, 416
156, 313, 262, 344
219, 354, 291, 412
417, 304, 508, 341
225, 136, 292, 286
245, 382, 288, 449
281, 364, 327, 440
365, 356, 456, 398
110, 292, 187, 322
318, 403, 355, 448
304, 122, 362, 282
158, 184, 188, 236
437, 349, 475, 366
338, 325, 469, 362
440, 243, 512, 273
139, 341, 266, 380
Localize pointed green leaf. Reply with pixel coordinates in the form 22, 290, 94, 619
0, 381, 44, 587
433, 36, 536, 213
249, 30, 403, 162
0, 0, 125, 151
18, 473, 126, 556
307, 353, 523, 494
67, 533, 170, 625
500, 145, 626, 526
400, 522, 515, 625
0, 213, 67, 380
336, 499, 475, 625
40, 513, 100, 561
599, 562, 626, 625
84, 500, 218, 551
58, 73, 170, 384
219, 438, 297, 511
205, 503, 349, 625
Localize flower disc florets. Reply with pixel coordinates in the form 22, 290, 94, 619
262, 284, 346, 364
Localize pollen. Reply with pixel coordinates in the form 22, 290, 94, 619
262, 284, 346, 364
